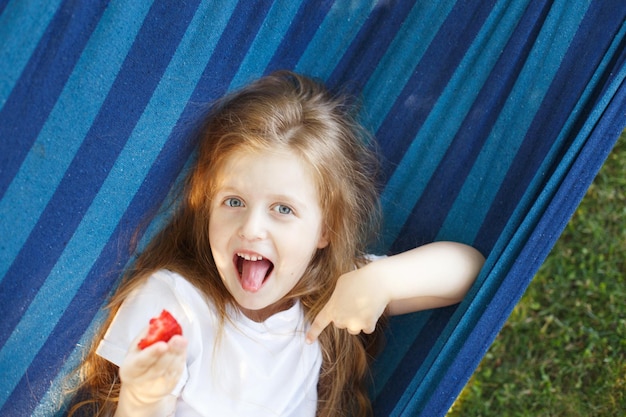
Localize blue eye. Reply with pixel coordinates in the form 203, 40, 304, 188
225, 198, 244, 208
274, 204, 293, 215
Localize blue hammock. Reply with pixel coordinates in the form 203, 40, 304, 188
1, 1, 625, 416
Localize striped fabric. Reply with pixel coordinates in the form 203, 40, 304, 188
1, 1, 625, 416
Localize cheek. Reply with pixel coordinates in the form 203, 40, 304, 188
208, 216, 227, 257
284, 233, 321, 271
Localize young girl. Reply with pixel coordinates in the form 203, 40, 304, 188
68, 71, 484, 417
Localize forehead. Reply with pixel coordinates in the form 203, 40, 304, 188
215, 147, 321, 202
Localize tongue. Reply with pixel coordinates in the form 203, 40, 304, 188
240, 259, 272, 292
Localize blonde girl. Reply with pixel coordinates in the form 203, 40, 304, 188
68, 71, 484, 417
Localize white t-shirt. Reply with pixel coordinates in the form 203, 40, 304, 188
96, 269, 322, 417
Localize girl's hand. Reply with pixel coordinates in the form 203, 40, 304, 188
118, 329, 187, 409
306, 264, 389, 343
305, 242, 484, 344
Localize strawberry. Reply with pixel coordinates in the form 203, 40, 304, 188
137, 309, 183, 349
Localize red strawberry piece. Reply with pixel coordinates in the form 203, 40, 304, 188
138, 309, 183, 349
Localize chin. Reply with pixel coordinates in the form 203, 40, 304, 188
235, 294, 293, 322
235, 297, 271, 312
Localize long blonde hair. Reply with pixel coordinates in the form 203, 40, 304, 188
68, 71, 384, 416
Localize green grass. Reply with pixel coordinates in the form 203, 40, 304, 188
449, 129, 626, 417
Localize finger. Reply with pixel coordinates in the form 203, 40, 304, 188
158, 350, 186, 381
347, 327, 361, 335
167, 335, 188, 353
129, 342, 169, 373
306, 311, 332, 344
125, 328, 174, 372
362, 324, 376, 334
358, 319, 377, 335
162, 337, 188, 373
155, 336, 187, 369
345, 319, 377, 336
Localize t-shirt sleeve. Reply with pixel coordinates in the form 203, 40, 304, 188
365, 253, 387, 263
96, 270, 193, 367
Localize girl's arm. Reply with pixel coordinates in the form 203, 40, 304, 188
377, 241, 484, 315
114, 334, 187, 417
306, 241, 484, 342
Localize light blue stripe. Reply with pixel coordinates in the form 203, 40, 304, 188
0, 0, 63, 107
377, 0, 530, 253
32, 309, 107, 417
360, 0, 457, 133
229, 0, 304, 89
370, 312, 432, 399
436, 0, 590, 243
0, 1, 154, 280
294, 0, 376, 79
0, 0, 239, 404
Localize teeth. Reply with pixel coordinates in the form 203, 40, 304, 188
237, 253, 263, 261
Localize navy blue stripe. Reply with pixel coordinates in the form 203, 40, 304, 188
0, 0, 11, 17
0, 0, 108, 199
475, 1, 626, 251
369, 311, 431, 399
203, 0, 273, 84
372, 306, 457, 416
389, 0, 551, 254
594, 32, 626, 103
325, 0, 416, 91
0, 0, 201, 350
375, 0, 497, 185
178, 0, 274, 101
264, 0, 334, 73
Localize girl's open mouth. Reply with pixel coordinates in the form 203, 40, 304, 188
234, 253, 274, 292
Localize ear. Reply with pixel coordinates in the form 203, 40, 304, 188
317, 227, 329, 249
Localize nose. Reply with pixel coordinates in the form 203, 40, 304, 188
238, 208, 268, 241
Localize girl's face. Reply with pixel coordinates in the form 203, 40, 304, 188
209, 147, 329, 321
